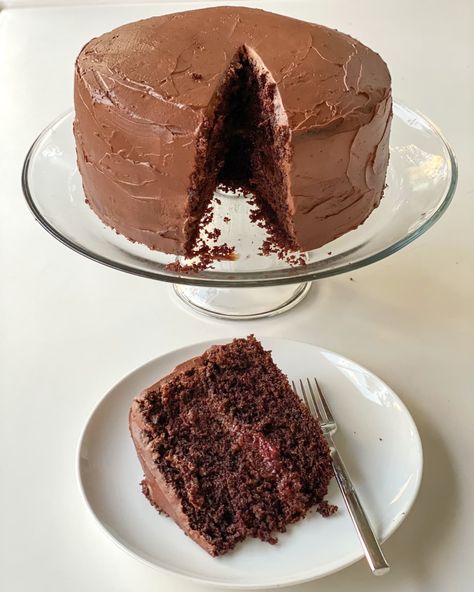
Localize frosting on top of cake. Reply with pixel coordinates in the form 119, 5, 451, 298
76, 6, 391, 134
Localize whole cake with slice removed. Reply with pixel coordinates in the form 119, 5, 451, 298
74, 6, 392, 258
129, 335, 336, 556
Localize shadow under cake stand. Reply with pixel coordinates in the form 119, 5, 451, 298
22, 102, 457, 320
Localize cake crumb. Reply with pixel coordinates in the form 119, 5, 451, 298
318, 500, 338, 517
166, 243, 237, 273
205, 227, 222, 242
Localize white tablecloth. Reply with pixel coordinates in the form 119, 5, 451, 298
1, 1, 473, 591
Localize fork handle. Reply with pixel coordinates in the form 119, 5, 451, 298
330, 446, 390, 575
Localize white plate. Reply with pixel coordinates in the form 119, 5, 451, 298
77, 337, 422, 588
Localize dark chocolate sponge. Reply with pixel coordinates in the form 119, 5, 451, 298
129, 336, 336, 556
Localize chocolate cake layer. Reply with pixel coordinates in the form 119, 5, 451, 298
129, 336, 335, 556
74, 7, 391, 255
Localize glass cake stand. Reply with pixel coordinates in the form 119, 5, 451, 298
22, 102, 457, 320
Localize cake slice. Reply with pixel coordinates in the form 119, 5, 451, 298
129, 336, 336, 556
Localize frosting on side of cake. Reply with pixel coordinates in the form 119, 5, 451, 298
129, 359, 216, 555
74, 6, 391, 255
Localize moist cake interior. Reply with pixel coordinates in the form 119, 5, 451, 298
185, 47, 296, 255
132, 336, 335, 556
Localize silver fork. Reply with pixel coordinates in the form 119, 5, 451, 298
292, 377, 390, 576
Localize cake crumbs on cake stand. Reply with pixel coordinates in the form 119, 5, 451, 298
166, 191, 306, 273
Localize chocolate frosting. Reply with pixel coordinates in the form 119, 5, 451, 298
74, 6, 391, 254
129, 356, 217, 554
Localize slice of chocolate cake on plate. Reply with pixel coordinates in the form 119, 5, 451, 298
129, 335, 336, 556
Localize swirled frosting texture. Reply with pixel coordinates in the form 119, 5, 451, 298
74, 6, 392, 254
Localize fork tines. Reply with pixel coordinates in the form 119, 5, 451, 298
292, 377, 336, 432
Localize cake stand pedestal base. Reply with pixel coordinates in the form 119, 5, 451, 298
173, 282, 311, 320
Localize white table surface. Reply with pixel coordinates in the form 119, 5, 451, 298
1, 1, 473, 591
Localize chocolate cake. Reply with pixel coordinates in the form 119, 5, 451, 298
74, 6, 392, 257
129, 336, 335, 556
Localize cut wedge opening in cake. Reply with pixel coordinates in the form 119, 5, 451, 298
184, 46, 298, 258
